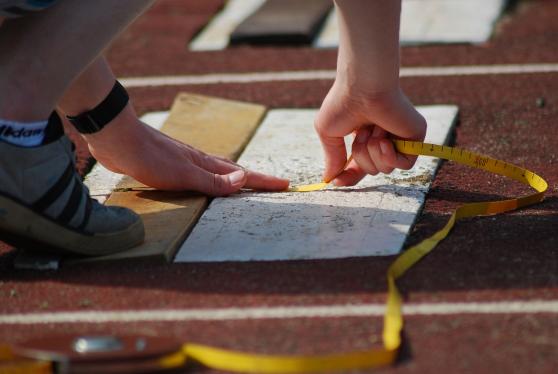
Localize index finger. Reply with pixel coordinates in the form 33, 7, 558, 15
244, 169, 290, 191
195, 152, 290, 191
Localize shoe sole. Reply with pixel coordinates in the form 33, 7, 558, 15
0, 195, 144, 256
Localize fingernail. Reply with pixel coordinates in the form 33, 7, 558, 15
355, 128, 370, 144
229, 170, 245, 186
380, 141, 389, 154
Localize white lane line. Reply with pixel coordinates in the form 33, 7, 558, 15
120, 70, 336, 87
1, 300, 557, 325
400, 63, 558, 77
119, 63, 558, 88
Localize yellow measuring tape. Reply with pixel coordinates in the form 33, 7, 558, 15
0, 345, 52, 374
2, 141, 548, 373
171, 140, 548, 372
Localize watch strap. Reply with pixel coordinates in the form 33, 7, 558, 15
66, 81, 129, 134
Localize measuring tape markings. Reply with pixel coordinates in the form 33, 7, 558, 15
163, 140, 547, 372
2, 141, 547, 373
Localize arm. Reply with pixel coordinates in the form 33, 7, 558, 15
315, 0, 426, 185
58, 57, 289, 196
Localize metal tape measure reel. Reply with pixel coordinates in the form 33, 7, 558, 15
13, 334, 185, 373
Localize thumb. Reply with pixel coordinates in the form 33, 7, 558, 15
315, 107, 355, 182
319, 135, 348, 183
193, 167, 247, 196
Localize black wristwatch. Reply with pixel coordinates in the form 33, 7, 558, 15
66, 80, 129, 134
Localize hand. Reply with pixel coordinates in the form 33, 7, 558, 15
77, 111, 290, 196
314, 83, 427, 186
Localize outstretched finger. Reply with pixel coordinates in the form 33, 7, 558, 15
195, 152, 289, 191
244, 170, 290, 191
187, 165, 248, 196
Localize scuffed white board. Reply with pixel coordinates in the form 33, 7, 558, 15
401, 0, 507, 45
84, 111, 168, 203
175, 105, 458, 263
315, 0, 507, 48
190, 0, 507, 51
190, 0, 266, 51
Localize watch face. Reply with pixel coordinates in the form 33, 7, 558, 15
13, 334, 185, 373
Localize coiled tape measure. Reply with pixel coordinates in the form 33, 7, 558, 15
1, 140, 548, 374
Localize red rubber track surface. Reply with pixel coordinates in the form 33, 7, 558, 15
1, 316, 556, 374
107, 0, 558, 76
1, 1, 557, 373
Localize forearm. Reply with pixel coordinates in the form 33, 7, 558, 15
334, 0, 401, 94
58, 56, 124, 115
57, 56, 140, 144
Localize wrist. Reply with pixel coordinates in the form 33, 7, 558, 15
332, 74, 402, 107
335, 53, 400, 97
82, 104, 141, 146
65, 80, 130, 135
81, 106, 149, 175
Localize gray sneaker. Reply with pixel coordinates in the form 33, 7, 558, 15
0, 112, 144, 256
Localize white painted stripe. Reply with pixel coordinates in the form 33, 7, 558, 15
1, 300, 557, 325
399, 63, 558, 77
119, 63, 558, 88
120, 70, 337, 87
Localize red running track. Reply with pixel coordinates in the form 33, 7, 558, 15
1, 1, 557, 372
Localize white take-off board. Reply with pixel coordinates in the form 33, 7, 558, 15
190, 0, 507, 51
175, 105, 458, 263
315, 0, 508, 48
190, 0, 266, 51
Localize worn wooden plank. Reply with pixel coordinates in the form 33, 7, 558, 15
68, 190, 208, 263
70, 93, 266, 264
161, 93, 266, 160
230, 0, 332, 46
